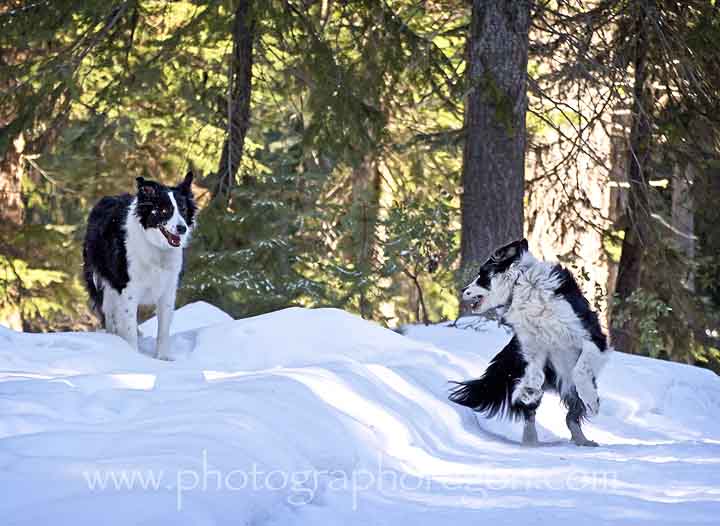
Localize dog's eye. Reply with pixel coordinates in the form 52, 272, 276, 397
151, 210, 157, 215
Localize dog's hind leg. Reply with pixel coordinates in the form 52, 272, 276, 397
103, 308, 115, 334
113, 291, 138, 352
101, 287, 119, 335
522, 408, 539, 446
564, 388, 598, 447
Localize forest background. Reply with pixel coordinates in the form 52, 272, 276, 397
2, 0, 719, 372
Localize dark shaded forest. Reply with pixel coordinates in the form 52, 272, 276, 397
1, 0, 719, 371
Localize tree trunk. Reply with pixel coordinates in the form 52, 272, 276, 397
612, 1, 652, 352
213, 0, 255, 201
0, 42, 25, 329
0, 135, 25, 330
351, 155, 381, 319
0, 134, 25, 227
460, 0, 530, 270
671, 162, 695, 290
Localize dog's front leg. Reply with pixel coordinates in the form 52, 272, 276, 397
155, 289, 176, 361
571, 340, 609, 416
512, 346, 547, 407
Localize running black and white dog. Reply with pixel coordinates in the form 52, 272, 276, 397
83, 172, 196, 360
449, 239, 611, 446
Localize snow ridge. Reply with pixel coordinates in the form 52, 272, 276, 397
0, 302, 718, 525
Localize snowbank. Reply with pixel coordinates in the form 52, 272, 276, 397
0, 302, 718, 525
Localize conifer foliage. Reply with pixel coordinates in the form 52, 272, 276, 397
1, 1, 719, 371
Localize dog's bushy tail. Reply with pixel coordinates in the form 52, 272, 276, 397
449, 336, 528, 420
82, 258, 105, 327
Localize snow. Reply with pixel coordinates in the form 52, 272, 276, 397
1, 302, 719, 525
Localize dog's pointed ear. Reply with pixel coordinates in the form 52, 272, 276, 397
503, 238, 529, 259
492, 238, 527, 261
178, 170, 194, 194
136, 177, 156, 198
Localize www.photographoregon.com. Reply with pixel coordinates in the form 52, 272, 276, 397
82, 450, 618, 511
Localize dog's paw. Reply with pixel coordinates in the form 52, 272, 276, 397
579, 391, 600, 416
512, 385, 543, 407
573, 437, 599, 447
156, 354, 175, 362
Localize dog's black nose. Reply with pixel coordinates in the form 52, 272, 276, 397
176, 224, 187, 235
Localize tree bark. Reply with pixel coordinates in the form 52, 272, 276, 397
460, 0, 530, 270
0, 133, 25, 330
351, 155, 381, 319
0, 43, 25, 227
612, 1, 652, 352
0, 43, 25, 329
213, 0, 255, 201
0, 134, 24, 227
671, 162, 695, 290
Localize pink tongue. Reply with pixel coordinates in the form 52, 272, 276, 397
168, 233, 180, 246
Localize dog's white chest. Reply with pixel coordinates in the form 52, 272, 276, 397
507, 293, 582, 344
129, 260, 179, 305
124, 220, 183, 305
506, 290, 586, 383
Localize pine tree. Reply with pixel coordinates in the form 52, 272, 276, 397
460, 0, 530, 271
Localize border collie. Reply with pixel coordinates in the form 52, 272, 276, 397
449, 239, 611, 446
83, 172, 196, 360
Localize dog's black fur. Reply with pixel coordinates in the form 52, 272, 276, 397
83, 195, 132, 325
450, 336, 532, 420
551, 265, 607, 352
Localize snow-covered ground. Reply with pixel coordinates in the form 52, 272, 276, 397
1, 302, 719, 525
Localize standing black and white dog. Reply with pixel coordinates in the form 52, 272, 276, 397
450, 239, 611, 446
83, 172, 196, 360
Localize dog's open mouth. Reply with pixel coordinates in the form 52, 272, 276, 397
469, 296, 485, 311
159, 226, 181, 247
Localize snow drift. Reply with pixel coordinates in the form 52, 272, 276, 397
0, 302, 719, 525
